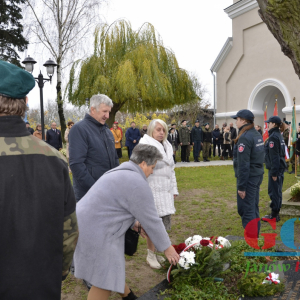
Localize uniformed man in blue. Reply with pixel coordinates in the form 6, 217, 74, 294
262, 116, 286, 222
231, 110, 264, 238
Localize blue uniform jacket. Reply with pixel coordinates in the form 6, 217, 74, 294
69, 114, 119, 201
233, 125, 264, 191
125, 128, 141, 149
264, 127, 286, 176
191, 126, 203, 142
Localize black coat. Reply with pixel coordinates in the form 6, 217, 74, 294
69, 114, 119, 201
202, 128, 212, 143
230, 126, 237, 140
46, 129, 62, 150
212, 129, 221, 144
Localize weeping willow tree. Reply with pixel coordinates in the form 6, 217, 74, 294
258, 0, 300, 79
68, 20, 200, 127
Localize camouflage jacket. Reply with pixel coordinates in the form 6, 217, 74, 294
283, 128, 290, 146
0, 116, 78, 300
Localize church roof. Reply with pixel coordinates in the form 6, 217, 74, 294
210, 37, 233, 73
224, 0, 258, 19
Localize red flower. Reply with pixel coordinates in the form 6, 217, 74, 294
200, 239, 210, 246
177, 243, 186, 252
210, 236, 219, 244
172, 243, 186, 254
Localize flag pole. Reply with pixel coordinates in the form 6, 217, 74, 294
294, 97, 297, 176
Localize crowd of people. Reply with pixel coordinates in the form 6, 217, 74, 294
1, 59, 300, 300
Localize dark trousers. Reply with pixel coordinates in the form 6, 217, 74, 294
268, 170, 284, 212
222, 144, 232, 158
181, 145, 188, 161
116, 148, 122, 158
193, 141, 202, 161
237, 175, 263, 238
213, 141, 221, 156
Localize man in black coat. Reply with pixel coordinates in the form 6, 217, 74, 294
230, 122, 237, 153
212, 124, 221, 157
46, 122, 62, 150
25, 121, 34, 134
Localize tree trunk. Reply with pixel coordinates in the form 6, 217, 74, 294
56, 63, 66, 142
257, 0, 300, 79
106, 102, 124, 128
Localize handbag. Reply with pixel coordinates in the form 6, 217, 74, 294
124, 223, 141, 256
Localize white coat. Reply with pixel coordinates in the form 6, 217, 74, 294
139, 134, 179, 217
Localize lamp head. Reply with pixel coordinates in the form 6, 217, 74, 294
22, 55, 37, 73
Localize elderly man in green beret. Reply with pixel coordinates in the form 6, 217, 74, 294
0, 60, 78, 300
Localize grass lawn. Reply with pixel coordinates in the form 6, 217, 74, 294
62, 148, 298, 300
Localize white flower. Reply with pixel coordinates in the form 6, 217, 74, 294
217, 236, 231, 247
178, 251, 196, 269
185, 237, 193, 245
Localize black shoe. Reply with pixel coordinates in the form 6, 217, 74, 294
123, 289, 138, 300
186, 159, 190, 162
261, 211, 279, 222
289, 169, 295, 174
206, 159, 210, 162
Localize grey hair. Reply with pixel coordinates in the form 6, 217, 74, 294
147, 119, 168, 142
130, 144, 163, 166
89, 94, 113, 112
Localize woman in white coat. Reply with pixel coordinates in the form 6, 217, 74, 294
139, 119, 179, 269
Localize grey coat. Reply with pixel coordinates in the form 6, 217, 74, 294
74, 161, 171, 293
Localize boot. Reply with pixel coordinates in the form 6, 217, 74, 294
122, 289, 138, 300
186, 158, 190, 163
261, 211, 280, 222
289, 169, 295, 174
156, 254, 166, 264
146, 249, 161, 269
203, 157, 207, 162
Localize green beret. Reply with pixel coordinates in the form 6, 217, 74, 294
0, 60, 35, 99
284, 120, 290, 125
204, 122, 209, 126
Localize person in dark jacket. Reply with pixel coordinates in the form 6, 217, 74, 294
69, 94, 119, 202
25, 121, 34, 134
191, 120, 203, 162
0, 60, 78, 300
125, 122, 141, 158
262, 116, 286, 222
202, 123, 212, 162
169, 124, 180, 159
230, 122, 237, 153
179, 120, 191, 162
212, 124, 221, 157
231, 109, 264, 239
140, 124, 148, 137
168, 127, 178, 163
296, 123, 300, 157
46, 122, 62, 150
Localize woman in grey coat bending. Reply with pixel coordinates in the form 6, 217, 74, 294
74, 144, 179, 300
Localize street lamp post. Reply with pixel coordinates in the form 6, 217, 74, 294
22, 56, 57, 141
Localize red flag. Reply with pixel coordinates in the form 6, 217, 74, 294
263, 106, 269, 142
273, 100, 278, 116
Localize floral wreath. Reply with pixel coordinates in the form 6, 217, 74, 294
167, 235, 231, 283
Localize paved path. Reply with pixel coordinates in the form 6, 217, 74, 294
175, 160, 233, 168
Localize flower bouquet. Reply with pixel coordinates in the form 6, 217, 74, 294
166, 235, 233, 285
